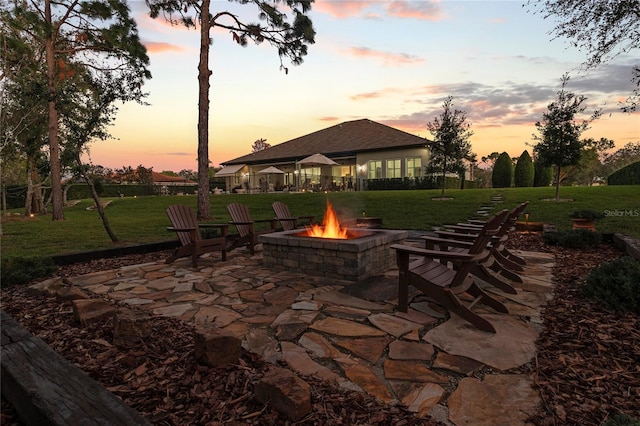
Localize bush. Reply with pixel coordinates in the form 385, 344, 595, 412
492, 152, 513, 188
542, 229, 602, 248
533, 159, 553, 187
603, 414, 640, 426
514, 150, 534, 187
608, 161, 640, 185
583, 256, 640, 314
1, 256, 58, 288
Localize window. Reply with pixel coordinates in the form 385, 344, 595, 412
407, 157, 422, 178
368, 160, 382, 179
387, 159, 401, 178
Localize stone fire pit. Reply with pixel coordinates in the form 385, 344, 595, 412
259, 228, 408, 282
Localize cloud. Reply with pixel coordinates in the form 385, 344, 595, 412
385, 1, 447, 21
314, 1, 373, 18
345, 46, 425, 65
143, 41, 185, 54
318, 116, 340, 122
314, 0, 446, 21
166, 152, 191, 156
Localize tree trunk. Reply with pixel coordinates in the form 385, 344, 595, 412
45, 0, 64, 220
196, 0, 212, 220
440, 159, 446, 197
77, 153, 119, 242
554, 164, 561, 201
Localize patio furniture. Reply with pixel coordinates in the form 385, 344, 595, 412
272, 201, 315, 231
391, 210, 510, 333
165, 205, 228, 267
443, 201, 530, 270
226, 203, 277, 254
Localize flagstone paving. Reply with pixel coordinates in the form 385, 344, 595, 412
59, 243, 556, 425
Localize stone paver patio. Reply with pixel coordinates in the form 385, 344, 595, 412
44, 241, 555, 425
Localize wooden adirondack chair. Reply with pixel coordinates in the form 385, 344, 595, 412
226, 203, 277, 254
442, 201, 529, 271
272, 201, 315, 231
391, 210, 510, 333
165, 205, 228, 267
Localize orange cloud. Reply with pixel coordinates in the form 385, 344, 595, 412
318, 116, 340, 122
386, 1, 447, 21
144, 41, 185, 54
346, 46, 424, 65
314, 1, 373, 18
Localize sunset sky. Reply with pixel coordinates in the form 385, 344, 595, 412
88, 0, 640, 172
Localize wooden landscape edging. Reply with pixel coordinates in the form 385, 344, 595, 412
1, 310, 150, 426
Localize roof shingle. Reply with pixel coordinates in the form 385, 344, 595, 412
222, 119, 428, 165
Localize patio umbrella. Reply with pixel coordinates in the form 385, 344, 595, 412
257, 166, 285, 174
296, 153, 338, 166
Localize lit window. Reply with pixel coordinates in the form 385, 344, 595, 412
368, 160, 382, 179
387, 159, 401, 178
406, 157, 422, 177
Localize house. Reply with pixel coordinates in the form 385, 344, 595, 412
151, 171, 196, 195
215, 119, 430, 192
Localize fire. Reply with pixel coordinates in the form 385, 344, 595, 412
304, 201, 348, 239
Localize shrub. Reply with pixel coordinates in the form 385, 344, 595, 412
583, 256, 640, 314
492, 152, 513, 188
603, 414, 640, 426
608, 161, 640, 185
514, 150, 534, 187
542, 229, 602, 248
569, 209, 605, 220
1, 256, 58, 288
533, 159, 553, 187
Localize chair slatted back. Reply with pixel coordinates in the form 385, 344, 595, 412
166, 205, 201, 246
227, 203, 253, 237
451, 209, 509, 283
272, 201, 295, 231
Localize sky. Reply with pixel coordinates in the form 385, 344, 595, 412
87, 0, 640, 172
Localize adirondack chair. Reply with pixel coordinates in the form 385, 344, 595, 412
226, 203, 277, 254
165, 205, 228, 267
441, 201, 529, 270
272, 201, 315, 231
391, 210, 510, 333
422, 212, 519, 295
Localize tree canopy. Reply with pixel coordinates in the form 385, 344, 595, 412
1, 0, 151, 220
533, 74, 600, 200
146, 0, 315, 219
526, 0, 640, 112
425, 96, 474, 197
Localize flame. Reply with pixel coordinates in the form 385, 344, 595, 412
304, 201, 348, 239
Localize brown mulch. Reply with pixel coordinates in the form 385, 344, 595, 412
2, 233, 640, 425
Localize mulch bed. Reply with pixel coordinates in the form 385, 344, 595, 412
2, 233, 639, 425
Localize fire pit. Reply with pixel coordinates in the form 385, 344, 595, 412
259, 202, 407, 282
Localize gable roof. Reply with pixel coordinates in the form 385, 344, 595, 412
222, 119, 428, 165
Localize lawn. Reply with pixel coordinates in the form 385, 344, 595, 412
2, 185, 638, 259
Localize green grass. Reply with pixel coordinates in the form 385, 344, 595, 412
2, 186, 638, 259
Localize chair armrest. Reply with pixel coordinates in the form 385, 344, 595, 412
421, 236, 474, 248
299, 215, 315, 222
167, 226, 196, 232
434, 230, 477, 241
229, 220, 254, 225
254, 218, 277, 228
391, 244, 476, 261
277, 217, 298, 222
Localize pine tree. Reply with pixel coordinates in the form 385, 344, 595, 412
514, 150, 534, 187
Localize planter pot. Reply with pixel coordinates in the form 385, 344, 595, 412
571, 218, 596, 231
